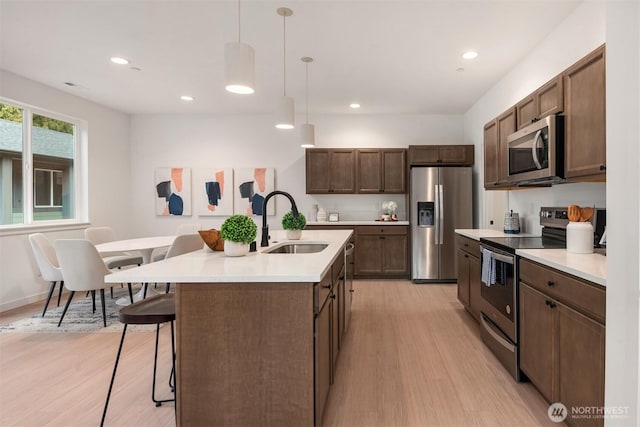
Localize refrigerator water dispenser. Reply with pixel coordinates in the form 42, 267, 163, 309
417, 202, 435, 227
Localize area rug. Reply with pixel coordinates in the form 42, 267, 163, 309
0, 287, 166, 333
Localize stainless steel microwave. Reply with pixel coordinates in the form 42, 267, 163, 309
507, 115, 564, 185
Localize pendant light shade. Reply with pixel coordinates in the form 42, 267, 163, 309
300, 56, 315, 147
275, 95, 295, 130
225, 0, 254, 95
300, 123, 315, 147
275, 7, 294, 130
225, 42, 255, 94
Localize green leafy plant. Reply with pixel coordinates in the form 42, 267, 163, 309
281, 211, 306, 230
220, 214, 257, 244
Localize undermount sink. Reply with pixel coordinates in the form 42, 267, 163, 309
263, 243, 329, 254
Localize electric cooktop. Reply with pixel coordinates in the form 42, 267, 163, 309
479, 236, 566, 254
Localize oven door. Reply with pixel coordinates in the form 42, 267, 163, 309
479, 244, 516, 342
507, 115, 560, 183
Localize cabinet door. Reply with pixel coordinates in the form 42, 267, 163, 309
497, 108, 516, 185
330, 150, 356, 193
558, 304, 605, 427
382, 149, 406, 193
381, 234, 408, 274
354, 234, 383, 275
306, 149, 331, 193
315, 299, 331, 426
456, 249, 470, 307
357, 150, 382, 193
520, 284, 557, 403
483, 120, 500, 188
516, 95, 537, 130
564, 45, 606, 179
468, 254, 481, 321
439, 146, 473, 165
330, 295, 339, 383
537, 75, 564, 118
408, 146, 440, 164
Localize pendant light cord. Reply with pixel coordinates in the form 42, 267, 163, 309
305, 62, 309, 124
237, 0, 241, 43
283, 12, 287, 97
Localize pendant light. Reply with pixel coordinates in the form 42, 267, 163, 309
225, 0, 255, 94
275, 7, 294, 129
300, 57, 315, 147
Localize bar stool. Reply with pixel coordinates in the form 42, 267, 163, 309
100, 293, 176, 426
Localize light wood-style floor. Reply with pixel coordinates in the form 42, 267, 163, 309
0, 280, 557, 427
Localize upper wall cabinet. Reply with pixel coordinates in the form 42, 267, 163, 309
483, 108, 516, 189
306, 149, 356, 194
357, 149, 406, 194
564, 45, 606, 180
516, 75, 564, 130
408, 145, 474, 166
306, 148, 406, 194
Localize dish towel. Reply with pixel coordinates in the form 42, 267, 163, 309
481, 248, 496, 286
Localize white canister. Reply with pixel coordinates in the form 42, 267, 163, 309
566, 222, 594, 254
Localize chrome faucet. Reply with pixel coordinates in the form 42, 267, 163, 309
261, 191, 299, 247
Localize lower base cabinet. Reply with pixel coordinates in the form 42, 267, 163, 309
455, 235, 481, 321
354, 226, 409, 277
519, 259, 605, 427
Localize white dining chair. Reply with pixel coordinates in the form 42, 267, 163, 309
152, 223, 202, 262
54, 239, 113, 327
28, 233, 65, 317
85, 226, 143, 269
159, 233, 204, 294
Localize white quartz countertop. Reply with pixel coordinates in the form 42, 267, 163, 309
516, 249, 606, 287
105, 229, 352, 284
307, 220, 409, 226
455, 229, 536, 240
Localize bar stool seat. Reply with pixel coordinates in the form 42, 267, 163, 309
101, 293, 176, 426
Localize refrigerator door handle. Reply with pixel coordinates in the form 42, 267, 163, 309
438, 184, 444, 244
434, 185, 440, 245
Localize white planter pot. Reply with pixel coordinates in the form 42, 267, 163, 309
224, 240, 249, 257
286, 229, 302, 240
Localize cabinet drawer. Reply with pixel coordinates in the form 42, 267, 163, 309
455, 234, 480, 257
355, 225, 408, 236
315, 273, 332, 314
519, 259, 605, 323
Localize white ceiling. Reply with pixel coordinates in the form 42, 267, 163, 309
0, 0, 582, 116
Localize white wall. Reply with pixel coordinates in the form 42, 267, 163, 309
464, 0, 607, 233
604, 1, 640, 425
129, 113, 463, 236
0, 71, 131, 311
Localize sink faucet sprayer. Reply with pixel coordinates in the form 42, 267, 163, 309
261, 191, 299, 247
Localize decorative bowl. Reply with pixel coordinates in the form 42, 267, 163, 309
198, 229, 225, 251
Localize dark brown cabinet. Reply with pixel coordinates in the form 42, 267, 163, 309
484, 108, 516, 189
306, 149, 356, 194
356, 149, 406, 193
564, 45, 606, 180
408, 144, 474, 166
455, 234, 481, 321
516, 75, 564, 129
354, 225, 408, 277
519, 259, 605, 427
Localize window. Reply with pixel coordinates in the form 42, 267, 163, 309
0, 99, 85, 227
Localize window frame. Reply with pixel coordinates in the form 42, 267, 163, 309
0, 97, 89, 234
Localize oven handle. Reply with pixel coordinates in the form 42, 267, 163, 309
480, 246, 514, 265
481, 314, 516, 352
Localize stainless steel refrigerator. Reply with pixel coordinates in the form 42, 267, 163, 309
410, 166, 472, 282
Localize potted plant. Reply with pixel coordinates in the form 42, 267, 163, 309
281, 211, 306, 240
220, 214, 257, 256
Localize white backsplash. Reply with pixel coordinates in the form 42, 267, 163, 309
300, 194, 408, 222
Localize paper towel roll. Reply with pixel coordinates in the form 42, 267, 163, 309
566, 222, 594, 254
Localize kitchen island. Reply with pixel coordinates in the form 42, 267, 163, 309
106, 229, 353, 427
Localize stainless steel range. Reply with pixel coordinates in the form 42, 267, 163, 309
477, 207, 573, 381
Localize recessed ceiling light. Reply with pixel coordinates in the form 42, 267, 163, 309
110, 57, 129, 65
462, 51, 478, 60
349, 103, 361, 109
180, 95, 194, 101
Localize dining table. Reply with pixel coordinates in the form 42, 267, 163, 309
95, 235, 176, 305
